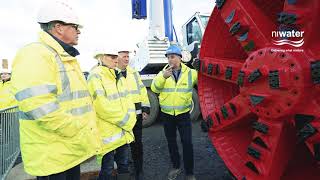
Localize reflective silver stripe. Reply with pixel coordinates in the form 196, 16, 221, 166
19, 102, 59, 120
141, 103, 150, 107
176, 88, 192, 92
58, 59, 71, 94
94, 89, 130, 101
67, 105, 92, 116
88, 73, 102, 81
188, 70, 192, 89
160, 104, 192, 110
103, 130, 125, 144
40, 43, 71, 94
15, 85, 57, 101
119, 90, 129, 97
133, 72, 141, 92
58, 90, 90, 102
39, 44, 94, 103
20, 43, 90, 121
107, 93, 120, 100
118, 113, 130, 127
162, 88, 175, 92
107, 90, 129, 100
139, 84, 145, 88
162, 88, 192, 93
129, 90, 140, 95
93, 90, 105, 100
135, 109, 142, 115
160, 70, 193, 93
128, 109, 136, 113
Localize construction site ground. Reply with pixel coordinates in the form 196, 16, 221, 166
7, 119, 233, 180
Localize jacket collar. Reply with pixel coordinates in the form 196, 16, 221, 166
38, 31, 79, 60
2, 80, 11, 85
162, 63, 188, 84
99, 65, 117, 78
126, 66, 138, 74
47, 32, 80, 57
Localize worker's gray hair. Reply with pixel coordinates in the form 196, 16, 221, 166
98, 59, 103, 66
39, 21, 60, 32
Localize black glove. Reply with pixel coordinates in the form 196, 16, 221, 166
192, 58, 201, 71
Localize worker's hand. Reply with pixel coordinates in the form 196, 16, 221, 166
192, 58, 201, 71
163, 66, 173, 79
142, 112, 149, 121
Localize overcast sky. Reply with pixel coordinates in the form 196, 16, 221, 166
0, 0, 214, 71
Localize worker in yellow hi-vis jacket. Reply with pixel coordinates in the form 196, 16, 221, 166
151, 45, 198, 180
0, 69, 17, 110
88, 49, 136, 180
117, 48, 150, 180
10, 1, 101, 179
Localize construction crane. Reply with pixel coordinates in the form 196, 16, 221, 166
131, 0, 209, 127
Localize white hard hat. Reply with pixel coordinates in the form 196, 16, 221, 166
1, 69, 10, 74
37, 1, 81, 26
118, 47, 132, 53
93, 48, 119, 60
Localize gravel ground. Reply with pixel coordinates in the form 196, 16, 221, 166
141, 120, 233, 180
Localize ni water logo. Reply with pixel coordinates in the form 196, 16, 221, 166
272, 30, 304, 47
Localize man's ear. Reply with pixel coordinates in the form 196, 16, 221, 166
53, 23, 64, 35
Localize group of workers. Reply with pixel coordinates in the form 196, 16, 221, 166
0, 1, 198, 180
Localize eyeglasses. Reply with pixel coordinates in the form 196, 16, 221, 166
66, 24, 80, 31
59, 22, 80, 31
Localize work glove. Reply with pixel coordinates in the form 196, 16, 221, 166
192, 58, 201, 71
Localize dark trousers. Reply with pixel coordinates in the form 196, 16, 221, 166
161, 112, 194, 175
130, 114, 143, 173
99, 144, 129, 180
36, 165, 80, 180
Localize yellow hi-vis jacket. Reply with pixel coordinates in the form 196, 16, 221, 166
124, 66, 150, 113
87, 66, 136, 161
0, 81, 17, 110
151, 63, 197, 116
11, 31, 101, 176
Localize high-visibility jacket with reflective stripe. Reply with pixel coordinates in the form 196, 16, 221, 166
87, 66, 136, 161
125, 66, 150, 109
151, 63, 197, 116
11, 31, 102, 176
0, 81, 17, 110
